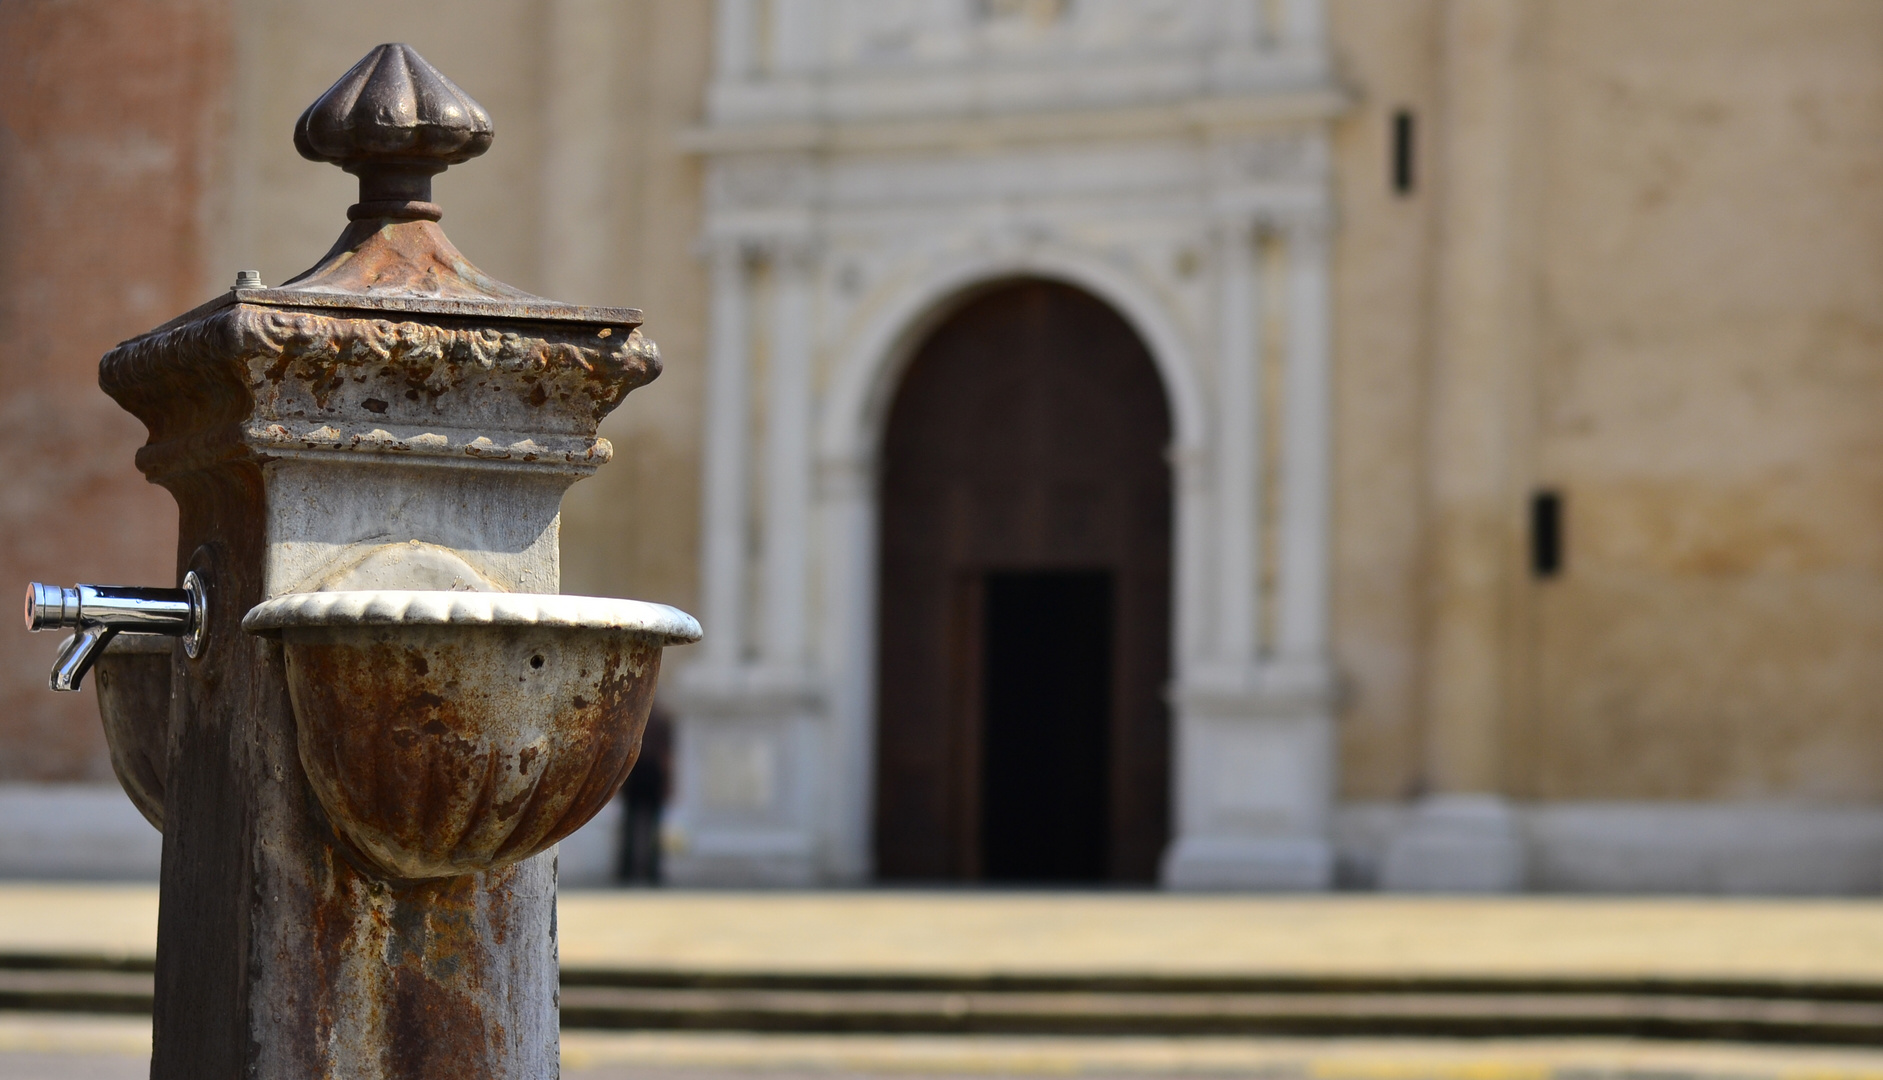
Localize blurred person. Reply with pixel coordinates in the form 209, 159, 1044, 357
616, 705, 672, 885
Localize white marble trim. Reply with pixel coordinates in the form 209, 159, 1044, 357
242, 591, 702, 643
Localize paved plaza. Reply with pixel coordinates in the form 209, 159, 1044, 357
9, 886, 1883, 1077
14, 886, 1883, 981
15, 885, 1883, 982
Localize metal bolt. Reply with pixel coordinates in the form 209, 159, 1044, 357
234, 269, 264, 290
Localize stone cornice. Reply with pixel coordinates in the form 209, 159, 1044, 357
679, 86, 1350, 156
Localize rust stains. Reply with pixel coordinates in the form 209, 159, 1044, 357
280, 216, 537, 307
300, 839, 549, 1079
283, 625, 661, 882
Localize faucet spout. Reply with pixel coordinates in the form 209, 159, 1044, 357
49, 626, 119, 692
24, 572, 207, 691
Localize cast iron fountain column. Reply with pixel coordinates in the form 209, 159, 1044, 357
24, 44, 697, 1079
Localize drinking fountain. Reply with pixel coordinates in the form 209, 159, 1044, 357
20, 43, 698, 1079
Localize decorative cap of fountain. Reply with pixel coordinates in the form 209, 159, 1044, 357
294, 43, 493, 223
254, 42, 577, 309
99, 43, 659, 496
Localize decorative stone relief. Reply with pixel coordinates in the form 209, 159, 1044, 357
711, 157, 818, 212
1214, 134, 1324, 184
1064, 0, 1202, 49
103, 306, 654, 480
848, 0, 925, 60
980, 0, 1065, 25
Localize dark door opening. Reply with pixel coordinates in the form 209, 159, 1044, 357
980, 570, 1113, 882
874, 279, 1171, 884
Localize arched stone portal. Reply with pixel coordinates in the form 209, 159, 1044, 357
874, 281, 1173, 883
672, 0, 1342, 890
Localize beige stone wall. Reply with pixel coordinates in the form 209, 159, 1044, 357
1326, 0, 1441, 800
1522, 0, 1883, 801
0, 0, 225, 780
1326, 0, 1883, 803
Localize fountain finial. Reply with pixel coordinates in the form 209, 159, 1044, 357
293, 43, 493, 222
275, 43, 547, 303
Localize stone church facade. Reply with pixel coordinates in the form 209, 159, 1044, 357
6, 0, 1883, 891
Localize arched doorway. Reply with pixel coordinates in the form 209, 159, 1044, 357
873, 279, 1173, 883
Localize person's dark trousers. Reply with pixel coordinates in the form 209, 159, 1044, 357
617, 794, 662, 884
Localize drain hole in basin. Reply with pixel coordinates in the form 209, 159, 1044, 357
530, 655, 545, 669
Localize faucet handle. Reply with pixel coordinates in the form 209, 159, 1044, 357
24, 583, 75, 629
24, 572, 207, 691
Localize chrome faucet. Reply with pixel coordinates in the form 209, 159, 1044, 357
24, 572, 206, 691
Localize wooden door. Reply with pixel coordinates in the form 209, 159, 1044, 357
874, 280, 1173, 883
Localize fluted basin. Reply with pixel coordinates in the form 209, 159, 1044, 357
242, 590, 700, 881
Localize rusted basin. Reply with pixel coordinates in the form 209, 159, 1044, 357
93, 633, 173, 831
242, 591, 700, 881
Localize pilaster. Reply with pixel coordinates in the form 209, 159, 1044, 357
1212, 215, 1264, 671
760, 238, 819, 671
1275, 209, 1334, 667
697, 240, 755, 672
1385, 0, 1531, 893
1163, 206, 1338, 892
670, 234, 828, 887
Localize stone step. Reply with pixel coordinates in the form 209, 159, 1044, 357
557, 984, 1883, 1042
6, 953, 1883, 1044
0, 961, 151, 1016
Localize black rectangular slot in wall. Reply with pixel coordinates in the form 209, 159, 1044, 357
979, 570, 1113, 882
1392, 109, 1416, 195
1532, 489, 1564, 578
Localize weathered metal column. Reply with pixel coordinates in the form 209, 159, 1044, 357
22, 45, 697, 1079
